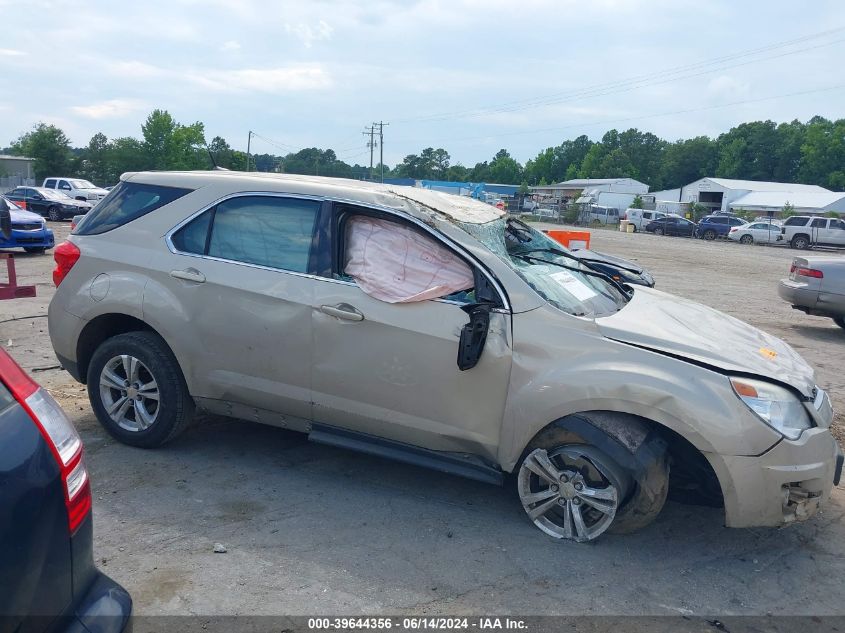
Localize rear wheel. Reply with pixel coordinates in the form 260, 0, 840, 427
48, 206, 62, 222
834, 316, 845, 330
703, 229, 717, 241
654, 227, 664, 236
791, 235, 810, 250
517, 416, 669, 542
739, 234, 753, 244
87, 331, 194, 448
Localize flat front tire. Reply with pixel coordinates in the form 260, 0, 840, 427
517, 417, 669, 542
87, 331, 194, 448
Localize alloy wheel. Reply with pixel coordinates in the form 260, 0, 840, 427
99, 354, 160, 432
518, 446, 621, 542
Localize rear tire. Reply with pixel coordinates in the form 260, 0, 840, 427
48, 206, 62, 222
516, 414, 669, 541
739, 234, 753, 244
654, 227, 664, 236
87, 331, 194, 448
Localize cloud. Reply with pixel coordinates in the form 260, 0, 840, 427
0, 48, 25, 56
71, 99, 147, 119
104, 60, 166, 78
188, 65, 332, 93
706, 75, 751, 101
220, 40, 241, 52
284, 20, 333, 48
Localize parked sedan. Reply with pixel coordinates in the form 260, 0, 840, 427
0, 348, 132, 632
0, 196, 54, 253
644, 216, 697, 237
3, 187, 92, 222
778, 256, 845, 330
728, 221, 783, 245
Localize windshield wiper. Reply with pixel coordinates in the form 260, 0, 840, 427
513, 252, 632, 300
513, 248, 632, 298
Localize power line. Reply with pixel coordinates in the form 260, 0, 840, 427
392, 26, 845, 124
390, 82, 845, 147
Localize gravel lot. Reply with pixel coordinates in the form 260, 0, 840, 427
2, 221, 844, 619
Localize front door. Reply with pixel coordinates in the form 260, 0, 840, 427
310, 207, 513, 461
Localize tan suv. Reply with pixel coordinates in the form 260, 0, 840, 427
48, 171, 842, 542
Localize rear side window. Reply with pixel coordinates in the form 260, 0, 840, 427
172, 195, 321, 273
811, 218, 827, 228
75, 181, 192, 235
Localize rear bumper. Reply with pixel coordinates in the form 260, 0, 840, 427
61, 573, 132, 633
706, 428, 841, 528
778, 278, 819, 310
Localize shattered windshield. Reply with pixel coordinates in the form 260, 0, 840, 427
458, 217, 630, 317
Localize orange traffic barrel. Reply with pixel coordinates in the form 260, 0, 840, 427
545, 230, 591, 250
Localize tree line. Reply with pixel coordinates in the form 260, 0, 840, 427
5, 110, 845, 192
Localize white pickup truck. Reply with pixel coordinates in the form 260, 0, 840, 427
41, 177, 109, 204
778, 216, 845, 249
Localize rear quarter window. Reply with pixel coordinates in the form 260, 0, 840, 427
44, 179, 56, 188
75, 181, 192, 235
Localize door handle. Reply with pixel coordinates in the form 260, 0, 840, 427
170, 268, 206, 283
320, 303, 364, 321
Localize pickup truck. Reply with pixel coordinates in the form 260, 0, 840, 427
41, 177, 109, 203
778, 216, 845, 249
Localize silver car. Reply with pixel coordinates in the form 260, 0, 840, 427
779, 255, 845, 330
48, 171, 842, 542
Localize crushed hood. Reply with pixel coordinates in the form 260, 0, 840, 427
572, 249, 643, 274
596, 287, 816, 397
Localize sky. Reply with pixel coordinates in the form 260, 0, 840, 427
1, 0, 845, 167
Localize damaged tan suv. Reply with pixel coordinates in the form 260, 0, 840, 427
48, 171, 843, 542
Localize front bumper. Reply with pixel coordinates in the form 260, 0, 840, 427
706, 428, 841, 528
0, 227, 55, 250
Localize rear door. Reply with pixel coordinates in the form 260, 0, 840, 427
810, 217, 827, 244
310, 205, 512, 460
156, 193, 322, 421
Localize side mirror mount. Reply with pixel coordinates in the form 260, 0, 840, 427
457, 303, 491, 371
0, 198, 11, 240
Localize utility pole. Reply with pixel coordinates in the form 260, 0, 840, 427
246, 130, 253, 172
374, 121, 389, 183
363, 125, 376, 180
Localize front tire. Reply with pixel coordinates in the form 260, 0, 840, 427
517, 415, 669, 542
48, 206, 62, 222
703, 229, 717, 241
791, 235, 810, 250
87, 331, 194, 448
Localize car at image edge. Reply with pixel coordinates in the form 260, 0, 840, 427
0, 195, 55, 253
778, 255, 845, 330
0, 348, 132, 632
48, 171, 843, 543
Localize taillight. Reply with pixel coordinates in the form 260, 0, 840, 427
53, 240, 81, 287
791, 264, 823, 278
0, 350, 91, 533
729, 227, 738, 232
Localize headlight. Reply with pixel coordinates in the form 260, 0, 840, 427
730, 377, 813, 440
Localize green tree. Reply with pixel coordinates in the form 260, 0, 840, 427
79, 132, 110, 185
141, 109, 207, 170
10, 122, 74, 180
488, 149, 522, 183
782, 201, 794, 218
660, 136, 718, 190
630, 194, 644, 209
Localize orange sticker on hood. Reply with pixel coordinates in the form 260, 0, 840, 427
759, 347, 778, 360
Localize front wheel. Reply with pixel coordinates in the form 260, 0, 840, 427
48, 206, 62, 222
87, 331, 194, 448
739, 234, 753, 244
517, 417, 669, 542
703, 229, 717, 241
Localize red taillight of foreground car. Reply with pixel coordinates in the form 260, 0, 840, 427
0, 349, 91, 533
53, 241, 81, 287
789, 264, 824, 279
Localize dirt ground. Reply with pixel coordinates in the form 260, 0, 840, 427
1, 221, 844, 618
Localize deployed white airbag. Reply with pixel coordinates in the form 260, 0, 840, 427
345, 216, 474, 303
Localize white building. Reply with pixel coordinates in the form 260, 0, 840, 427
669, 177, 842, 216
531, 178, 649, 211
